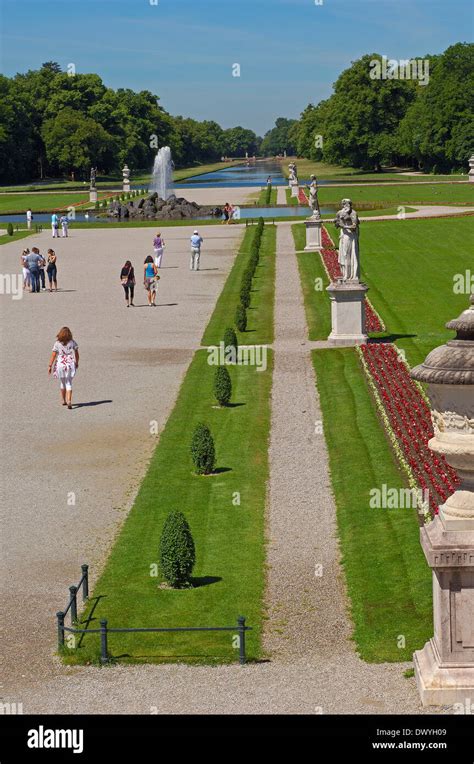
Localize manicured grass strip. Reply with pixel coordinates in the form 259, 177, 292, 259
0, 193, 101, 214
312, 348, 431, 662
318, 183, 474, 207
285, 188, 298, 206
292, 224, 331, 340
0, 230, 36, 246
325, 216, 474, 366
280, 159, 466, 182
257, 187, 277, 205
64, 349, 273, 665
201, 225, 276, 346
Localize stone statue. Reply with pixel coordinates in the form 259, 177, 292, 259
334, 199, 360, 281
288, 162, 298, 184
307, 174, 320, 219
90, 167, 97, 188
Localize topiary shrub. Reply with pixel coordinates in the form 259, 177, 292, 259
7, 223, 14, 236
95, 201, 100, 210
191, 423, 216, 475
235, 303, 247, 332
159, 511, 195, 588
240, 282, 251, 309
242, 267, 253, 288
223, 327, 238, 354
214, 366, 232, 406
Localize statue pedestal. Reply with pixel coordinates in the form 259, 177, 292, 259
414, 515, 474, 706
89, 188, 98, 203
326, 280, 368, 345
291, 184, 299, 198
304, 218, 322, 251
123, 183, 130, 193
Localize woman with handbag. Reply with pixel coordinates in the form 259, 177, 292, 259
143, 255, 159, 307
153, 232, 165, 268
120, 260, 136, 307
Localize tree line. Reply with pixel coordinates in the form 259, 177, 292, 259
0, 62, 261, 183
261, 43, 473, 173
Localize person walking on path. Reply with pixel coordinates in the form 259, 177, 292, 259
51, 212, 59, 238
46, 249, 58, 292
143, 255, 159, 306
60, 214, 69, 238
21, 248, 31, 291
26, 209, 33, 230
120, 260, 136, 307
190, 230, 203, 271
48, 326, 79, 409
222, 203, 230, 224
25, 248, 43, 293
153, 232, 165, 268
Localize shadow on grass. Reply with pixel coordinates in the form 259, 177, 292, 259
191, 575, 222, 588
77, 594, 107, 647
369, 333, 417, 343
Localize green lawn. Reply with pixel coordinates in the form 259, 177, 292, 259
63, 350, 272, 665
318, 183, 473, 207
312, 349, 432, 661
325, 217, 474, 366
257, 186, 277, 205
281, 158, 466, 183
0, 192, 108, 214
0, 230, 36, 246
202, 224, 276, 346
285, 188, 298, 206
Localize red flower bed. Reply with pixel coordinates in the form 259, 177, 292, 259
360, 343, 458, 517
320, 228, 383, 332
298, 187, 308, 204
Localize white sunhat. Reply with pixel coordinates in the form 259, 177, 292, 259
193, 229, 199, 234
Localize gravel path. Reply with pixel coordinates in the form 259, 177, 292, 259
0, 222, 439, 714
276, 187, 287, 205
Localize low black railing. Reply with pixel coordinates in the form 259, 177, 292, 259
56, 566, 252, 665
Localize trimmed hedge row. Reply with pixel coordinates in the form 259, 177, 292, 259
234, 217, 264, 333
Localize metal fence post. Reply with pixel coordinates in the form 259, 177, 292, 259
237, 616, 246, 665
69, 585, 78, 624
81, 564, 89, 601
57, 611, 65, 649
100, 619, 108, 664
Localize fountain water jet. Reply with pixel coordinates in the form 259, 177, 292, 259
151, 146, 173, 200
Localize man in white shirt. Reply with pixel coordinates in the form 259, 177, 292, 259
190, 230, 203, 271
26, 208, 33, 229
60, 214, 69, 237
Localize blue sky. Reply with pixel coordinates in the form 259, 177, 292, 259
0, 0, 472, 135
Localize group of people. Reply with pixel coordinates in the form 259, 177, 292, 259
222, 203, 236, 223
117, 229, 204, 308
21, 247, 58, 292
46, 227, 205, 407
51, 212, 69, 238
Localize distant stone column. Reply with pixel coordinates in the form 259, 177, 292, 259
469, 155, 474, 183
411, 295, 474, 707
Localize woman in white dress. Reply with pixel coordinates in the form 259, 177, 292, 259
48, 326, 79, 409
20, 248, 31, 291
153, 232, 165, 268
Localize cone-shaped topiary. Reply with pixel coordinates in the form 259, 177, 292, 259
235, 303, 247, 332
191, 423, 216, 474
159, 511, 195, 588
223, 327, 238, 353
7, 223, 14, 236
240, 282, 251, 309
214, 366, 232, 406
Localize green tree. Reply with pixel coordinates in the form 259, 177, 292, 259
260, 117, 297, 156
223, 126, 259, 157
159, 512, 196, 588
41, 108, 117, 175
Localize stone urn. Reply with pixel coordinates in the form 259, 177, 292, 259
469, 154, 474, 183
411, 294, 474, 706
